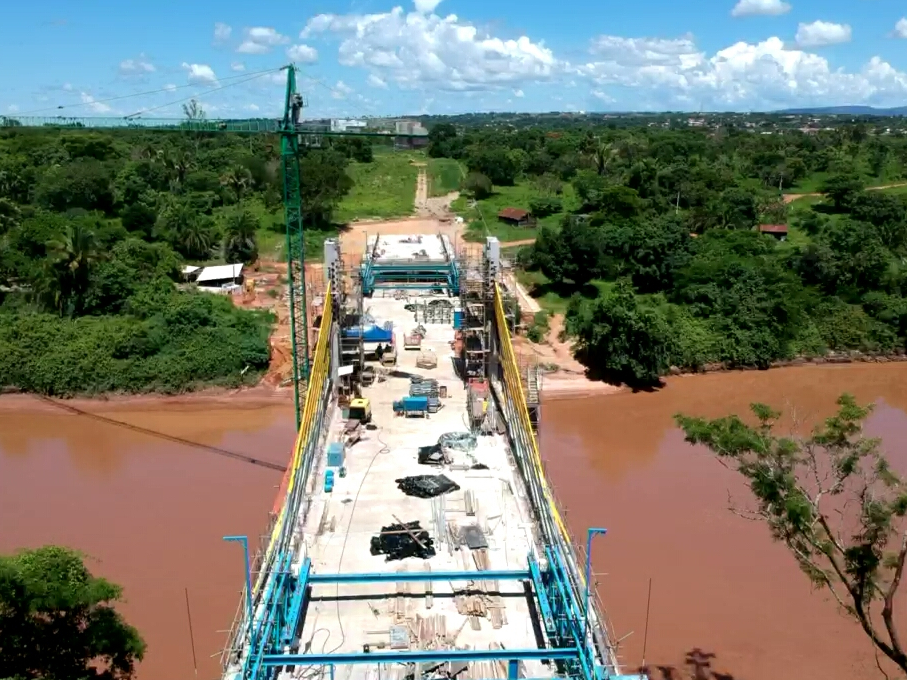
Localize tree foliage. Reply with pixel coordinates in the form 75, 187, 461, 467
676, 395, 907, 674
0, 546, 146, 680
566, 280, 673, 385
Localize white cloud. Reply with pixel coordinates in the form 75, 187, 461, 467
513, 88, 524, 97
332, 80, 354, 99
7, 104, 19, 113
591, 90, 614, 103
414, 0, 442, 13
367, 73, 388, 88
894, 18, 907, 39
214, 22, 232, 44
302, 7, 558, 91
181, 62, 218, 85
119, 55, 155, 74
231, 61, 245, 72
287, 43, 318, 63
578, 34, 907, 110
731, 0, 791, 17
246, 103, 260, 111
795, 20, 851, 48
80, 92, 111, 113
237, 27, 290, 54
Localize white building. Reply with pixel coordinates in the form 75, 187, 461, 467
330, 119, 368, 133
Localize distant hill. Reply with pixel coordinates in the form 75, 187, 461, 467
777, 106, 907, 116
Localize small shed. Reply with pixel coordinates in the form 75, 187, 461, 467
498, 207, 533, 227
182, 265, 201, 282
195, 263, 244, 291
758, 224, 788, 241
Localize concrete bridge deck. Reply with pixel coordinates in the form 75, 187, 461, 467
297, 294, 549, 680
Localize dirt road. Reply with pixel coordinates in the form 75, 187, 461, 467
783, 181, 907, 203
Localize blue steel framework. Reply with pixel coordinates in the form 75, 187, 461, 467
359, 235, 461, 296
224, 253, 641, 680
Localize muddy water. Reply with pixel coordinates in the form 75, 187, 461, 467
0, 396, 295, 680
542, 363, 907, 680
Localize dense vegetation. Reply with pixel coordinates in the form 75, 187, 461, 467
0, 546, 145, 679
0, 120, 367, 395
429, 119, 907, 385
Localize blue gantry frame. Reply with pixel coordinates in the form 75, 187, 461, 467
359, 258, 461, 296
228, 546, 649, 680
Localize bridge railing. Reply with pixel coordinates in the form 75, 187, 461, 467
491, 283, 620, 675
221, 284, 335, 670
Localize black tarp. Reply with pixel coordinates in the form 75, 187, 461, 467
370, 521, 436, 561
395, 474, 460, 499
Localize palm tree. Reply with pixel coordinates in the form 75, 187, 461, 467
43, 222, 99, 315
223, 210, 259, 264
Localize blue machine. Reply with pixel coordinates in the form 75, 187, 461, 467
323, 469, 334, 493
326, 442, 345, 468
453, 310, 463, 329
393, 395, 428, 416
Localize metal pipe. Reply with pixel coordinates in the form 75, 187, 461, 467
260, 647, 579, 666
223, 535, 253, 629
307, 568, 531, 584
584, 529, 608, 661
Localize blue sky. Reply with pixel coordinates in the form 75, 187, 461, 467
2, 0, 907, 118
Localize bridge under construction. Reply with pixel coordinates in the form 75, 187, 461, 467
219, 233, 643, 680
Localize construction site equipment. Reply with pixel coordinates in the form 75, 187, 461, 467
348, 398, 372, 424
379, 344, 397, 366
342, 420, 362, 446
324, 469, 335, 493
360, 366, 376, 387
438, 432, 477, 452
403, 332, 422, 350
439, 385, 448, 398
427, 397, 442, 413
360, 234, 460, 296
327, 442, 346, 468
393, 396, 429, 417
416, 350, 438, 369
395, 475, 460, 499
453, 310, 463, 329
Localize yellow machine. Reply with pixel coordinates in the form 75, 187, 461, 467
348, 398, 372, 424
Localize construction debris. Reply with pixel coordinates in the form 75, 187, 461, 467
370, 521, 436, 561
438, 432, 477, 452
395, 474, 460, 499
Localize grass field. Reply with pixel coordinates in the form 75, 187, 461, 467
334, 150, 421, 222
453, 181, 578, 243
515, 269, 612, 314
427, 158, 464, 197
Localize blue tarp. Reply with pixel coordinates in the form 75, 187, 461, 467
341, 321, 393, 343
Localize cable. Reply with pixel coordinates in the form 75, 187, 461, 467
33, 394, 287, 472
326, 427, 391, 655
124, 68, 281, 119
16, 66, 284, 116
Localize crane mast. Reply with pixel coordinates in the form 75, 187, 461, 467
279, 66, 309, 428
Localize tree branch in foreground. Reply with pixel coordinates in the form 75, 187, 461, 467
675, 394, 907, 674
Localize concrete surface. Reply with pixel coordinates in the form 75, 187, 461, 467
294, 274, 551, 680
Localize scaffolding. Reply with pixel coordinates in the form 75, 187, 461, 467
457, 244, 492, 382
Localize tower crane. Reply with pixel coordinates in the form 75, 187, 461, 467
1, 64, 413, 427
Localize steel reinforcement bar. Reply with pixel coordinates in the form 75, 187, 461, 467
491, 283, 620, 674
222, 284, 335, 672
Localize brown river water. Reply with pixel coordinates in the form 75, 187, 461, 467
1, 363, 905, 680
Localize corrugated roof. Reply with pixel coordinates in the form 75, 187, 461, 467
498, 207, 530, 220
758, 224, 789, 234
196, 263, 243, 283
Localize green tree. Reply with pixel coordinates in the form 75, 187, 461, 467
717, 187, 759, 230
565, 279, 673, 384
461, 172, 492, 200
0, 545, 146, 679
41, 222, 100, 316
223, 209, 260, 264
297, 149, 354, 227
821, 172, 865, 212
155, 201, 216, 260
675, 395, 907, 675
